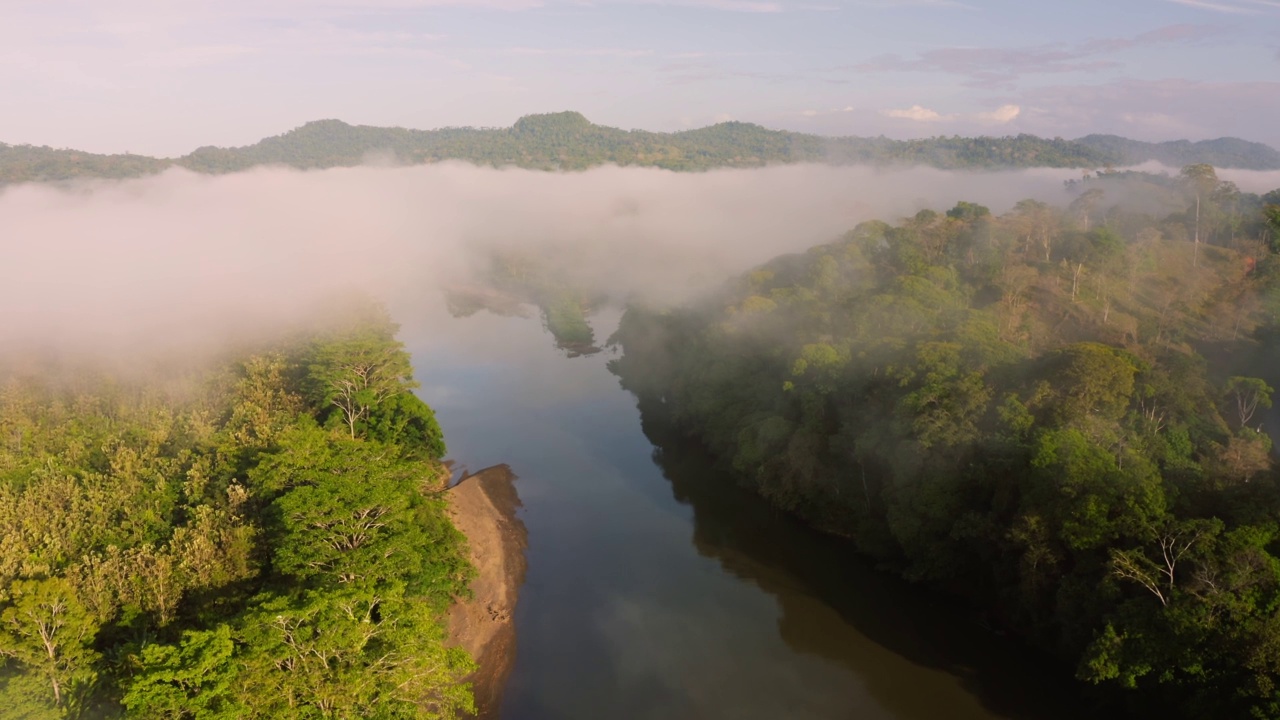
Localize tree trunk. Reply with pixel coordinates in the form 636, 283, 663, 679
1194, 194, 1200, 268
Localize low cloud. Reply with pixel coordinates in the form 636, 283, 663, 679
1122, 161, 1280, 194
1, 162, 1102, 355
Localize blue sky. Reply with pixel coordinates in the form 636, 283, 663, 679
3, 0, 1278, 156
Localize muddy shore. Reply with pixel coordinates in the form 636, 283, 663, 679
445, 465, 528, 719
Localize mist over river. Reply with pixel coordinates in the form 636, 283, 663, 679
396, 296, 1113, 720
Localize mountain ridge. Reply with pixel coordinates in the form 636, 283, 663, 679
4, 111, 1279, 186
1074, 133, 1280, 170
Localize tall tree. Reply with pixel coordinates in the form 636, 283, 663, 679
1181, 164, 1219, 267
309, 325, 418, 441
1224, 376, 1274, 429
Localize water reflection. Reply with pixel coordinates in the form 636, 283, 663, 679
636, 412, 1114, 720
398, 298, 1117, 720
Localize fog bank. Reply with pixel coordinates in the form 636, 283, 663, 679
1119, 162, 1280, 195
0, 162, 1140, 354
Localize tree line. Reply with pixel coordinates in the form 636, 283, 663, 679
7, 111, 1280, 187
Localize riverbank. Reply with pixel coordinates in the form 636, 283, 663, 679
445, 465, 528, 719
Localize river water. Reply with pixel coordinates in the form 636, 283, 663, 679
401, 300, 1104, 720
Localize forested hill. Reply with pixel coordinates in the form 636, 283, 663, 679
0, 142, 172, 185
1076, 134, 1280, 171
176, 112, 1118, 173
5, 111, 1280, 185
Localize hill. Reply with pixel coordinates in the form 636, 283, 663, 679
0, 142, 172, 184
1075, 134, 1280, 170
177, 112, 1131, 172
177, 112, 1125, 173
3, 112, 1279, 186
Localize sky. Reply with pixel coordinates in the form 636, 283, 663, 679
2, 0, 1278, 157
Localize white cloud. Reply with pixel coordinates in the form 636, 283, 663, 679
875, 103, 1022, 128
977, 104, 1020, 123
797, 105, 856, 117
881, 105, 950, 121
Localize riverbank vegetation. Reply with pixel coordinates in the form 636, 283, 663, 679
610, 166, 1280, 717
0, 302, 474, 719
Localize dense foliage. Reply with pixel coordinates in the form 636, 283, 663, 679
0, 304, 474, 719
610, 167, 1280, 717
8, 112, 1279, 187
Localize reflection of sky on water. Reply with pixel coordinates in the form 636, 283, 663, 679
400, 300, 1093, 720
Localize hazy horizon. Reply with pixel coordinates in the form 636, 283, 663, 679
0, 161, 1164, 353
4, 1, 1279, 157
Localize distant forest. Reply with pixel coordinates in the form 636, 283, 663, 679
4, 111, 1280, 186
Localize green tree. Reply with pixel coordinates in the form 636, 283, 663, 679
1263, 196, 1280, 253
0, 579, 100, 715
1009, 199, 1059, 262
1224, 376, 1273, 430
1049, 342, 1138, 423
272, 449, 428, 588
304, 308, 445, 458
123, 625, 240, 719
215, 588, 472, 719
309, 329, 418, 441
223, 353, 304, 451
1181, 164, 1219, 266
1068, 188, 1106, 231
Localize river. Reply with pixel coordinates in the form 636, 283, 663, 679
399, 299, 1109, 720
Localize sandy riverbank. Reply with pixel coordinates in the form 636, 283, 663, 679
445, 465, 528, 719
